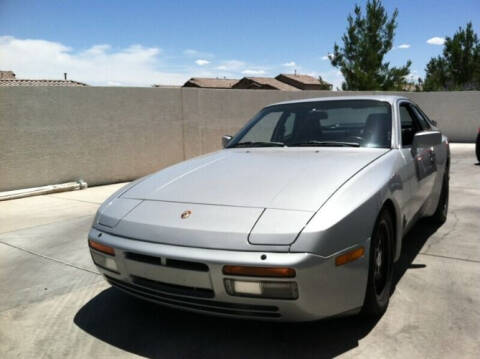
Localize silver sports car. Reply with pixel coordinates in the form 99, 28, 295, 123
88, 96, 449, 321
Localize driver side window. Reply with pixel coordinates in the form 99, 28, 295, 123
400, 103, 422, 146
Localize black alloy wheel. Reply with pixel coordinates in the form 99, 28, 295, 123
362, 208, 395, 317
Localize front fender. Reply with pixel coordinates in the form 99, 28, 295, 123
290, 150, 405, 262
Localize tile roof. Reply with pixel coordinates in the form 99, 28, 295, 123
183, 77, 238, 88
277, 74, 322, 85
275, 74, 332, 90
0, 79, 88, 87
0, 71, 16, 79
233, 77, 300, 91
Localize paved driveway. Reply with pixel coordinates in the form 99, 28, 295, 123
0, 144, 479, 358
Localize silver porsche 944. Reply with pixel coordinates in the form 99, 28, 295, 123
88, 96, 450, 321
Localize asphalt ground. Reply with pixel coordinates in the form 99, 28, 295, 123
0, 143, 479, 358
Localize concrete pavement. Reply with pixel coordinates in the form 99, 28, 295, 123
0, 144, 479, 358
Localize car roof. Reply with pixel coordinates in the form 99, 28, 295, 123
267, 95, 410, 107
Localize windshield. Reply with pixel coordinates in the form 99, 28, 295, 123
228, 100, 392, 148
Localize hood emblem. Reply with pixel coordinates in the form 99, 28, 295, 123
181, 210, 192, 219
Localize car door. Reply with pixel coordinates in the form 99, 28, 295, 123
411, 103, 445, 171
398, 101, 438, 222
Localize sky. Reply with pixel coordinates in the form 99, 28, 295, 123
0, 0, 479, 88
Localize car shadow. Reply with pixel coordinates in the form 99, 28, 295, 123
74, 220, 440, 359
392, 219, 441, 292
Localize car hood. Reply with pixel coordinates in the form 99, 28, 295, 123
122, 147, 389, 212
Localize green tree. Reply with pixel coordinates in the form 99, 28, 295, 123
330, 0, 411, 90
318, 75, 333, 90
424, 22, 480, 91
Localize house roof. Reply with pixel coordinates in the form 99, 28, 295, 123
0, 71, 16, 79
183, 77, 238, 88
275, 74, 332, 89
0, 79, 88, 87
233, 77, 299, 91
277, 74, 323, 85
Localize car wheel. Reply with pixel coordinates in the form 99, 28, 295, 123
361, 208, 394, 317
429, 172, 449, 224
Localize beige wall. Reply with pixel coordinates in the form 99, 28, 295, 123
1, 87, 479, 191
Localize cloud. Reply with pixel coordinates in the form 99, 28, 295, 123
241, 69, 266, 75
0, 36, 303, 86
183, 49, 213, 58
426, 37, 445, 45
0, 36, 222, 86
195, 59, 210, 66
321, 56, 329, 60
283, 61, 296, 67
183, 49, 199, 56
305, 69, 344, 90
397, 44, 411, 49
321, 53, 333, 61
215, 60, 246, 71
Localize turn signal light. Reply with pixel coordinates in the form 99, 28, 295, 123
335, 247, 365, 266
89, 239, 115, 256
223, 265, 295, 278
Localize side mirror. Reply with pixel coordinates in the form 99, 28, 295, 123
430, 120, 438, 127
412, 131, 442, 154
222, 135, 233, 148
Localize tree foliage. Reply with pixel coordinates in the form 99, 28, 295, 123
330, 0, 411, 90
318, 75, 333, 90
424, 22, 480, 91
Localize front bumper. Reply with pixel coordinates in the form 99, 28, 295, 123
88, 228, 369, 322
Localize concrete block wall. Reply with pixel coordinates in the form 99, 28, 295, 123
1, 87, 479, 191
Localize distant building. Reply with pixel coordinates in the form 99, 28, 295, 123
182, 77, 238, 89
275, 74, 332, 90
0, 70, 88, 87
152, 84, 181, 88
232, 77, 299, 91
175, 73, 333, 91
0, 70, 16, 80
402, 82, 422, 92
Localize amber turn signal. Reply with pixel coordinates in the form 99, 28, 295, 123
335, 247, 365, 266
223, 265, 296, 278
89, 239, 115, 256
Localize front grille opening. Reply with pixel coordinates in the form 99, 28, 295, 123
125, 252, 162, 265
165, 258, 209, 272
125, 252, 209, 272
131, 275, 214, 298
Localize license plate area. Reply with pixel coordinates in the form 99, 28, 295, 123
124, 257, 213, 290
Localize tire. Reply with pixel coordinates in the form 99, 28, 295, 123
429, 172, 449, 224
361, 209, 395, 317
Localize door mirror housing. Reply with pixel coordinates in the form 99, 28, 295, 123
411, 131, 442, 154
222, 135, 233, 148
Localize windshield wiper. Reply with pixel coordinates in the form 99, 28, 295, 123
289, 140, 360, 147
230, 141, 286, 148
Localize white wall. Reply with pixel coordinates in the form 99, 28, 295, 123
1, 87, 479, 191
